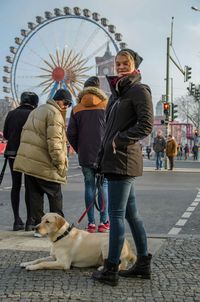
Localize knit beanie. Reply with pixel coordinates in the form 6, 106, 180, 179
117, 48, 143, 68
53, 89, 72, 102
20, 92, 39, 108
84, 76, 100, 88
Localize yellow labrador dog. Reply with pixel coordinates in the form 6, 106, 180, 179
20, 213, 135, 271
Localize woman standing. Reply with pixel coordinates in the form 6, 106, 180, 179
3, 92, 39, 231
92, 49, 154, 286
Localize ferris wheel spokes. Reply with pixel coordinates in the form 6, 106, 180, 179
85, 40, 109, 63
80, 27, 100, 55
72, 19, 85, 51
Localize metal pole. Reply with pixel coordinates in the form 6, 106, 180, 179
164, 37, 170, 169
171, 77, 173, 136
166, 38, 170, 106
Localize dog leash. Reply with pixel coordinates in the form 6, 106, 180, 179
0, 158, 7, 185
77, 174, 105, 224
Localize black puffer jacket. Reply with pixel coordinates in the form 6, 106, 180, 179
3, 104, 36, 158
100, 73, 154, 177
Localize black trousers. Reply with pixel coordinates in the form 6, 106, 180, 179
8, 158, 32, 223
168, 156, 174, 170
25, 175, 64, 224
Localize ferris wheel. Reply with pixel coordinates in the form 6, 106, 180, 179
3, 6, 127, 105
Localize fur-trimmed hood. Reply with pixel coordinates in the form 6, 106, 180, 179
77, 87, 108, 107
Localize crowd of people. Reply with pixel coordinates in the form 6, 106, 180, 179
1, 46, 199, 286
144, 131, 198, 170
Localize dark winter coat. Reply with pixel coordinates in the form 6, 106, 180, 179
3, 104, 35, 158
153, 136, 166, 153
100, 73, 154, 177
67, 87, 108, 168
192, 145, 198, 154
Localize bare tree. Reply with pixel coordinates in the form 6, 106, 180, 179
175, 95, 200, 128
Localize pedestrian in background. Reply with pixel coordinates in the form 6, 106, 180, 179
153, 130, 166, 170
192, 144, 198, 160
166, 134, 177, 170
3, 92, 39, 231
184, 143, 189, 160
14, 89, 72, 236
67, 76, 109, 233
177, 143, 183, 160
146, 145, 151, 159
92, 49, 153, 286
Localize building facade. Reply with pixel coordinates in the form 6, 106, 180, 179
95, 43, 115, 95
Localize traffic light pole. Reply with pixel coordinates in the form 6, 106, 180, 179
171, 77, 174, 135
164, 37, 170, 170
162, 18, 191, 168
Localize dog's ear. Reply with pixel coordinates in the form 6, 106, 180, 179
55, 215, 66, 230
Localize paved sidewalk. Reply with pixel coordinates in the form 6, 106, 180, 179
0, 231, 200, 301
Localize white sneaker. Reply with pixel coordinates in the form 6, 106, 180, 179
34, 231, 42, 238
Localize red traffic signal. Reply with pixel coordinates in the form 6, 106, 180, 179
163, 102, 170, 115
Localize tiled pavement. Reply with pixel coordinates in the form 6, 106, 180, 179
0, 231, 199, 301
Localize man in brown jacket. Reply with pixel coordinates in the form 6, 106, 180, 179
14, 89, 72, 236
166, 134, 177, 170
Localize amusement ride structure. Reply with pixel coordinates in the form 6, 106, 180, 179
2, 6, 127, 105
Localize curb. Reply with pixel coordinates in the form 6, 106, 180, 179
143, 167, 200, 173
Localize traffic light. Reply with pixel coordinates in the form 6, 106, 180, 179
184, 66, 192, 82
163, 102, 170, 116
195, 87, 200, 101
187, 82, 195, 96
171, 103, 178, 121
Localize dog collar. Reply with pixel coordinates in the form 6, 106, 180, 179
53, 224, 74, 243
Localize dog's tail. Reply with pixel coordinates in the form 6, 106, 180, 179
126, 239, 136, 263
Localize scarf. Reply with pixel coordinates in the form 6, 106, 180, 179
110, 69, 141, 89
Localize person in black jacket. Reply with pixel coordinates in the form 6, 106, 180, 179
92, 49, 153, 286
3, 92, 39, 231
153, 130, 166, 170
67, 77, 109, 233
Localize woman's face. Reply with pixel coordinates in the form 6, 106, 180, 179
115, 54, 135, 76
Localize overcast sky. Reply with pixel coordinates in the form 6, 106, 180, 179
1, 0, 200, 107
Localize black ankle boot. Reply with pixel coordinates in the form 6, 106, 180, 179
92, 259, 119, 286
25, 218, 35, 232
119, 253, 152, 279
13, 219, 24, 231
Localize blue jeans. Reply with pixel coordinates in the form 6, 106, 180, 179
107, 178, 148, 264
82, 167, 108, 224
155, 151, 163, 169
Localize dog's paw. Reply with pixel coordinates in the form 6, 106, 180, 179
26, 265, 37, 271
20, 262, 29, 268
